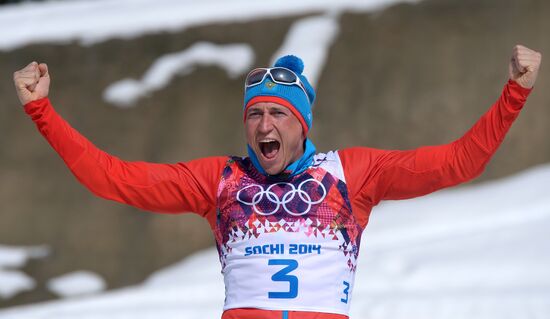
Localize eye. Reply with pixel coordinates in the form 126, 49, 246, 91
247, 111, 261, 119
272, 109, 287, 117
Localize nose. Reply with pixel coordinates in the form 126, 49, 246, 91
258, 113, 274, 134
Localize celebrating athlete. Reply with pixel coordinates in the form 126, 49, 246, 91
13, 45, 542, 319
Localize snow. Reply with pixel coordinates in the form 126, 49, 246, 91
0, 245, 49, 299
0, 0, 417, 52
102, 12, 338, 107
2, 0, 407, 108
0, 245, 49, 269
348, 164, 550, 319
102, 11, 338, 107
144, 249, 221, 288
0, 270, 35, 300
103, 42, 254, 107
0, 164, 549, 318
47, 271, 107, 298
270, 12, 341, 88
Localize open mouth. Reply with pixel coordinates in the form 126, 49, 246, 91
258, 139, 280, 160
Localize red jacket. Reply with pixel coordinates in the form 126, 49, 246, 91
24, 80, 531, 318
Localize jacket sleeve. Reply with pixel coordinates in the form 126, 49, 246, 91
339, 80, 532, 207
24, 97, 226, 221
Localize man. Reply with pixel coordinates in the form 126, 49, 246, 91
13, 45, 541, 319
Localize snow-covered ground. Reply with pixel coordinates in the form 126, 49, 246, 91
0, 0, 417, 51
2, 0, 394, 107
103, 12, 340, 107
0, 245, 49, 299
103, 42, 254, 107
1, 164, 549, 318
47, 271, 107, 298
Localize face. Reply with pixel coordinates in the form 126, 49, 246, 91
245, 102, 305, 175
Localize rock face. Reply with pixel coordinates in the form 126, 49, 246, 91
1, 0, 548, 307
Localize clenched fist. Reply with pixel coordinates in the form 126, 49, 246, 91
509, 45, 542, 89
13, 61, 50, 106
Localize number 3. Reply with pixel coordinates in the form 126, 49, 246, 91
341, 281, 350, 304
268, 259, 298, 299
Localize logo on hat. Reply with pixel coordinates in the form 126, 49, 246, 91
265, 81, 276, 89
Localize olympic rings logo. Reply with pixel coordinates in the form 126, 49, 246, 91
236, 178, 327, 216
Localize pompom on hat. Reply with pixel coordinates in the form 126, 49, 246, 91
243, 55, 316, 133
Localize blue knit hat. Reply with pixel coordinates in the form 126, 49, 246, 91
244, 55, 316, 133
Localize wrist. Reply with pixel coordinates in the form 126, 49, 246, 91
23, 97, 49, 109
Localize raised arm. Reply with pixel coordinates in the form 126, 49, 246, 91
340, 45, 541, 207
14, 62, 225, 223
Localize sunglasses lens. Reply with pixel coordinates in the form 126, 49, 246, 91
246, 69, 267, 86
271, 68, 297, 83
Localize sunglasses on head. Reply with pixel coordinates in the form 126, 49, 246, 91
245, 67, 312, 103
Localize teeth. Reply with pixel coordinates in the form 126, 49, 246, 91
259, 139, 277, 143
